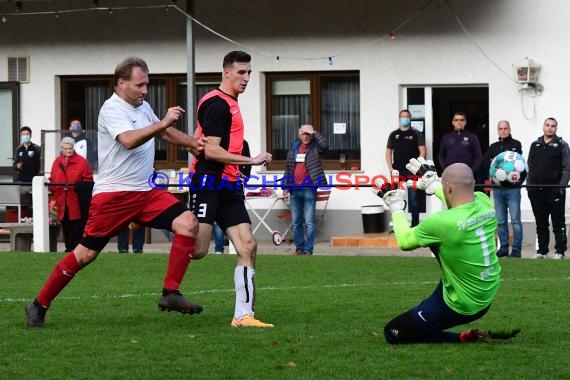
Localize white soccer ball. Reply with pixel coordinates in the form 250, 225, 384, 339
489, 151, 527, 187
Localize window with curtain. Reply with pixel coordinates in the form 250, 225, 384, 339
61, 74, 219, 171
266, 72, 360, 170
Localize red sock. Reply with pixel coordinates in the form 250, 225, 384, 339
163, 234, 195, 290
36, 252, 80, 308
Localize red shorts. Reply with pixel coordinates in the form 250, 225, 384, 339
83, 190, 181, 238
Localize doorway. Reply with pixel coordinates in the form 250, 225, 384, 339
404, 86, 489, 170
432, 87, 489, 174
403, 85, 489, 213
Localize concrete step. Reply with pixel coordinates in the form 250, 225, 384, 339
331, 232, 398, 248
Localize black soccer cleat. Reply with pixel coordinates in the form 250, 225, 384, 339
26, 301, 47, 328
158, 291, 203, 314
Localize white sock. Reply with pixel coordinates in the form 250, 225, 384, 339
234, 266, 255, 320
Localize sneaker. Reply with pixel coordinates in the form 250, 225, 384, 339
531, 253, 547, 259
292, 250, 303, 256
230, 315, 274, 328
26, 301, 47, 328
553, 253, 565, 260
214, 251, 223, 255
496, 250, 509, 258
509, 251, 521, 258
303, 251, 313, 255
133, 250, 143, 254
459, 329, 487, 342
118, 249, 128, 254
158, 291, 203, 314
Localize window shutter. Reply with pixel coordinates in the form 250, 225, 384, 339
8, 56, 29, 83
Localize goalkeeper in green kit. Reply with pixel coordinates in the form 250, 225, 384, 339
380, 158, 520, 344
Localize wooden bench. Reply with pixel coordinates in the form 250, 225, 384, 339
0, 223, 33, 251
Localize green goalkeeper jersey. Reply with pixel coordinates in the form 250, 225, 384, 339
392, 191, 501, 315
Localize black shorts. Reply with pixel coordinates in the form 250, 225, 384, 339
189, 188, 251, 230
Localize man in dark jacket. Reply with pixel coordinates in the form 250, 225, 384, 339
438, 112, 482, 177
283, 124, 328, 255
482, 120, 523, 258
14, 126, 41, 183
527, 117, 570, 259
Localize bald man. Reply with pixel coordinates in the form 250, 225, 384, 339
379, 161, 519, 344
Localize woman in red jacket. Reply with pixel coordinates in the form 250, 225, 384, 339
50, 136, 94, 252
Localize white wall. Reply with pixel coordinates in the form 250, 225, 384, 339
1, 0, 569, 218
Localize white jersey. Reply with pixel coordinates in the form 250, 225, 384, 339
74, 138, 88, 159
93, 93, 159, 195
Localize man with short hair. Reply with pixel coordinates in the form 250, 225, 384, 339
438, 112, 482, 177
482, 120, 523, 258
14, 126, 41, 183
527, 117, 570, 259
190, 51, 275, 328
386, 109, 426, 226
380, 160, 519, 344
26, 57, 206, 327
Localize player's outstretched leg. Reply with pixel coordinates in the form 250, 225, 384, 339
159, 234, 203, 315
231, 266, 273, 328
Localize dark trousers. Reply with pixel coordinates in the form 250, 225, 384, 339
61, 216, 86, 253
117, 227, 145, 252
528, 189, 567, 255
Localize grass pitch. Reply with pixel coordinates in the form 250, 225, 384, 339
1, 252, 569, 379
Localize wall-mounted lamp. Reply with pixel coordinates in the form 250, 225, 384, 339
513, 57, 543, 93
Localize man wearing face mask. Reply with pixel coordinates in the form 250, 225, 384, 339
69, 119, 97, 170
14, 126, 41, 183
385, 109, 426, 226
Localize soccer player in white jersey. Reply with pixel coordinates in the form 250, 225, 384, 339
26, 57, 206, 327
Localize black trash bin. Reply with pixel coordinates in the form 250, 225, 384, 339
49, 224, 61, 252
361, 205, 386, 233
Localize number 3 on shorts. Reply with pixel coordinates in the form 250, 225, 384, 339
196, 203, 207, 218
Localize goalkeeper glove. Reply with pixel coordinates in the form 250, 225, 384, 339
406, 157, 440, 195
379, 188, 407, 213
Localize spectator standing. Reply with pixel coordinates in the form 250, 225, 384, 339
14, 126, 41, 183
527, 117, 570, 259
386, 109, 426, 226
283, 124, 328, 255
438, 112, 482, 177
26, 56, 206, 328
49, 137, 94, 252
69, 119, 97, 169
190, 51, 274, 328
212, 223, 225, 254
482, 120, 523, 258
117, 224, 145, 254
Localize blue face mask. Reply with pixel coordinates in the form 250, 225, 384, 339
400, 117, 411, 127
21, 135, 31, 144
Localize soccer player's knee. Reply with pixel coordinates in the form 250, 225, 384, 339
244, 236, 257, 254
172, 212, 199, 236
383, 311, 417, 345
384, 321, 401, 344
